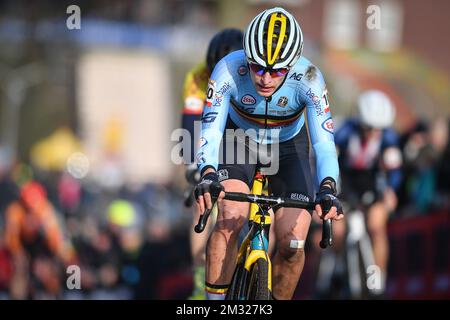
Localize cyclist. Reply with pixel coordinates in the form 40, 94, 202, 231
194, 7, 343, 300
333, 89, 403, 297
181, 28, 244, 300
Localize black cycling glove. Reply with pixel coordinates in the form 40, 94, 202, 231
194, 172, 224, 201
316, 178, 343, 215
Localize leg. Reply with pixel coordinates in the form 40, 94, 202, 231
366, 201, 390, 291
206, 179, 249, 286
272, 208, 311, 300
191, 204, 211, 267
264, 129, 314, 300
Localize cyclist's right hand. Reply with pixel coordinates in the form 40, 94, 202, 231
315, 178, 344, 221
194, 170, 225, 212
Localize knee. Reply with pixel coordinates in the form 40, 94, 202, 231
214, 202, 247, 237
277, 238, 305, 264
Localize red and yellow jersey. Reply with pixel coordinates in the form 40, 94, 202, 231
182, 61, 209, 115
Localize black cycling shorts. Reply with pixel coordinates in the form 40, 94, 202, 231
217, 117, 315, 205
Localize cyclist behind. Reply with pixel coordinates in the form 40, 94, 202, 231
181, 28, 243, 300
194, 7, 343, 300
334, 90, 403, 297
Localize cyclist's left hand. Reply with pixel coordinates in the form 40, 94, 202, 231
315, 185, 344, 221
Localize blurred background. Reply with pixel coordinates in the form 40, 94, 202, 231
0, 0, 448, 300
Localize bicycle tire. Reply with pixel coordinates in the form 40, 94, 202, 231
247, 258, 271, 300
226, 263, 246, 300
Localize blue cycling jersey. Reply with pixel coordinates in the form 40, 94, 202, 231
196, 50, 339, 186
334, 119, 403, 190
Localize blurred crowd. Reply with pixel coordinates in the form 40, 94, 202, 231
396, 118, 450, 215
0, 163, 192, 300
0, 116, 449, 300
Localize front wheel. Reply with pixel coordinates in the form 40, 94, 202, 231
247, 258, 271, 300
226, 261, 246, 300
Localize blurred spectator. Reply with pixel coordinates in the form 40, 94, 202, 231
431, 118, 450, 208
4, 181, 71, 260
399, 118, 448, 214
3, 180, 72, 299
57, 172, 81, 217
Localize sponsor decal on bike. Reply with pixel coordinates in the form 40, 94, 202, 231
241, 94, 256, 105
206, 80, 216, 107
289, 72, 303, 81
321, 117, 334, 134
217, 169, 229, 182
277, 96, 288, 107
238, 65, 248, 76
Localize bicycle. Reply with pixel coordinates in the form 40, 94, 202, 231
195, 172, 334, 300
315, 192, 377, 299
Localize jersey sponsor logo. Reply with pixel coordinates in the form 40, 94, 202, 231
198, 137, 208, 148
306, 88, 323, 116
322, 88, 330, 113
289, 72, 303, 81
290, 193, 310, 202
277, 96, 288, 107
201, 111, 218, 123
217, 82, 231, 96
212, 82, 231, 107
321, 117, 334, 134
196, 152, 206, 164
241, 94, 256, 105
213, 95, 223, 107
238, 65, 248, 76
206, 80, 216, 107
243, 106, 256, 113
184, 97, 203, 112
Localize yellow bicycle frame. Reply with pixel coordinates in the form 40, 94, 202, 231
235, 173, 273, 292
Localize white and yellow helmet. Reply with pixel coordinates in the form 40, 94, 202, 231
244, 7, 303, 69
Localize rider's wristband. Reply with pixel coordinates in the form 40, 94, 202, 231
200, 165, 216, 177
